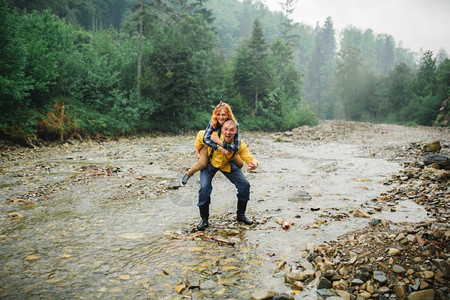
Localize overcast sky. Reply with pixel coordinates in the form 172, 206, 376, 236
262, 0, 450, 54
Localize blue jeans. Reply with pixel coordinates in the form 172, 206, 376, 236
197, 162, 250, 207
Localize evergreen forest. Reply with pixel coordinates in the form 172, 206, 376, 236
1, 0, 449, 145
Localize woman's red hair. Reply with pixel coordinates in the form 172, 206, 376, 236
211, 102, 237, 129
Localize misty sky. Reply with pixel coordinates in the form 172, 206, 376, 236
263, 0, 450, 54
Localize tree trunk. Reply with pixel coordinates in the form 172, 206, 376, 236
254, 90, 258, 115
137, 0, 143, 93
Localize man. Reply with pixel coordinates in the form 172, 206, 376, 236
196, 119, 258, 231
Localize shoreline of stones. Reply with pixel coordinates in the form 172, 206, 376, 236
249, 140, 449, 300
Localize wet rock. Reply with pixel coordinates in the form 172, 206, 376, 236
291, 281, 303, 291
353, 209, 370, 218
8, 212, 23, 218
186, 276, 200, 289
395, 284, 408, 300
275, 260, 287, 272
423, 271, 434, 279
300, 261, 314, 271
388, 248, 402, 256
174, 283, 186, 294
422, 141, 441, 153
358, 291, 372, 299
431, 259, 450, 278
200, 279, 217, 290
285, 270, 302, 283
392, 264, 406, 274
298, 269, 315, 281
354, 270, 371, 282
288, 190, 312, 202
316, 289, 336, 298
272, 292, 294, 300
317, 277, 332, 289
217, 228, 240, 237
351, 278, 364, 286
250, 289, 277, 300
335, 290, 352, 300
422, 154, 450, 169
373, 271, 388, 285
371, 219, 382, 226
407, 289, 435, 300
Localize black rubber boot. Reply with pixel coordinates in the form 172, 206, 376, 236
197, 205, 209, 231
236, 201, 253, 225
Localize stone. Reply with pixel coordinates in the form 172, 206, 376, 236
339, 266, 349, 276
406, 234, 416, 242
288, 190, 312, 202
366, 280, 375, 293
174, 283, 186, 294
351, 278, 364, 286
200, 279, 217, 290
353, 209, 370, 218
354, 270, 370, 282
186, 276, 201, 289
298, 269, 315, 281
292, 281, 303, 291
431, 259, 450, 278
419, 281, 431, 290
392, 264, 406, 274
285, 270, 302, 282
317, 277, 332, 289
388, 248, 402, 256
358, 291, 372, 299
300, 261, 314, 270
422, 154, 450, 169
273, 292, 294, 300
423, 271, 434, 279
371, 219, 382, 226
406, 289, 435, 300
335, 290, 351, 300
423, 141, 441, 153
317, 289, 336, 298
395, 284, 408, 300
250, 289, 278, 300
373, 271, 388, 285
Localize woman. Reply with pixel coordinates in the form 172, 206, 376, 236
182, 102, 243, 185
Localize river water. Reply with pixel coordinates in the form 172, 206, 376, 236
0, 131, 431, 299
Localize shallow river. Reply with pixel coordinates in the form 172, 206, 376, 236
0, 133, 430, 299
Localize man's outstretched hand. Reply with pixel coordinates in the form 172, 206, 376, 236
246, 159, 258, 171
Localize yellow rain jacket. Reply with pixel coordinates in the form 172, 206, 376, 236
194, 130, 257, 173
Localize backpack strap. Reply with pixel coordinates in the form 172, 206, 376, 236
209, 130, 221, 159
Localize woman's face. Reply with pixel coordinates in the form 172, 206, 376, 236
216, 109, 228, 125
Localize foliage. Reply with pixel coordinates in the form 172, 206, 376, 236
0, 0, 447, 144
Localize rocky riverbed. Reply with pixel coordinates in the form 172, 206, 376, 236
0, 120, 449, 299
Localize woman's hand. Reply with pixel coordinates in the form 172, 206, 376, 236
211, 133, 221, 144
218, 146, 229, 155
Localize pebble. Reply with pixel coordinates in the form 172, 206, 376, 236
250, 289, 278, 300
388, 248, 402, 256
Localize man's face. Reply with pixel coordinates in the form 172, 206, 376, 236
222, 122, 237, 143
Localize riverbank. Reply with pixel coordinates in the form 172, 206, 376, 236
0, 120, 448, 299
